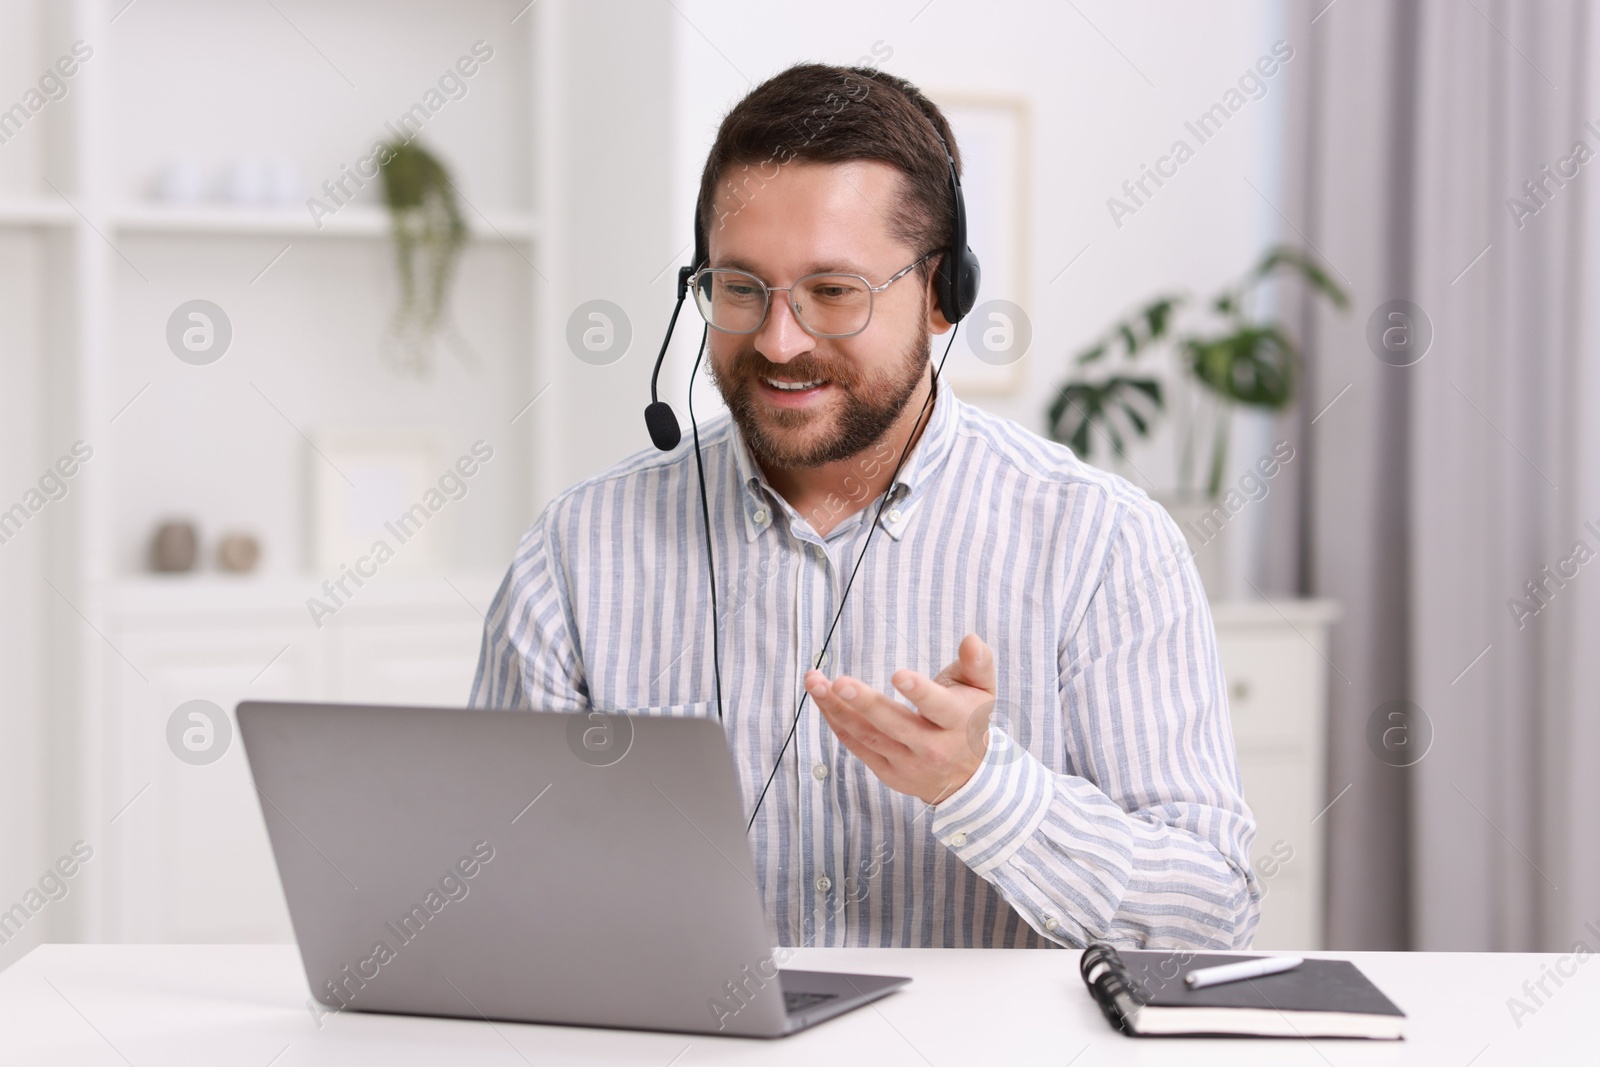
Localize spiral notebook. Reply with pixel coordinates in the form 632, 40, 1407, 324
1079, 943, 1406, 1039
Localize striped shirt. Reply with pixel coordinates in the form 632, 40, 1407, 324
470, 378, 1262, 950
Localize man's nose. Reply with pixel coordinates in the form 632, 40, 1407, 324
754, 291, 813, 365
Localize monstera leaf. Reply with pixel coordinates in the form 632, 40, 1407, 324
1075, 295, 1185, 366
1183, 325, 1296, 409
1047, 376, 1164, 458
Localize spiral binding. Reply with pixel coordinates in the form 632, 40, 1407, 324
1079, 941, 1150, 1034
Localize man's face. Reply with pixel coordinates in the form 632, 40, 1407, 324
705, 160, 950, 471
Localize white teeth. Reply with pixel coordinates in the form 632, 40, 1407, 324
764, 378, 825, 391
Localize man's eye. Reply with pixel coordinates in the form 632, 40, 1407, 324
723, 284, 761, 298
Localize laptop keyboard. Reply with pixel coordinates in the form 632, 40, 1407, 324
783, 990, 840, 1014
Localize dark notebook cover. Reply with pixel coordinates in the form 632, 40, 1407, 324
1116, 951, 1405, 1016
1079, 944, 1406, 1038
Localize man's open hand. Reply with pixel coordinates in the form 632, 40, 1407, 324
804, 632, 998, 806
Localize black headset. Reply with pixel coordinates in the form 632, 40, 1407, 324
642, 107, 979, 834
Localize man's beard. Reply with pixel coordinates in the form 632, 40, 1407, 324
709, 321, 931, 470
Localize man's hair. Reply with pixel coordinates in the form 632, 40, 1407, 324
695, 63, 961, 284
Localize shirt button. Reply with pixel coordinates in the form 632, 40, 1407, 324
949, 831, 967, 848
816, 649, 829, 667
816, 875, 832, 893
887, 508, 903, 524
812, 763, 829, 781
1043, 915, 1060, 933
752, 508, 768, 525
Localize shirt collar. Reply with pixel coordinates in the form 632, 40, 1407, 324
729, 373, 959, 543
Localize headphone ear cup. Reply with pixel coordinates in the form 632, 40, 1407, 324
956, 246, 980, 321
937, 247, 982, 324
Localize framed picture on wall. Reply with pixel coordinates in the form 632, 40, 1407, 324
929, 93, 1032, 395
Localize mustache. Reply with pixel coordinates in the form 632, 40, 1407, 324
728, 348, 857, 386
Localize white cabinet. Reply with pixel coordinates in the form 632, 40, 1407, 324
1212, 600, 1341, 950
96, 576, 499, 944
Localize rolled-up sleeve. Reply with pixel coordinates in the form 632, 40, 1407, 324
469, 507, 589, 712
930, 494, 1262, 949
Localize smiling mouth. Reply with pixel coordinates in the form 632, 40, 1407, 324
761, 376, 829, 391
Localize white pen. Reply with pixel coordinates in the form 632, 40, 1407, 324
1184, 955, 1304, 989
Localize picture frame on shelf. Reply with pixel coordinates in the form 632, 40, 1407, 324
309, 428, 448, 577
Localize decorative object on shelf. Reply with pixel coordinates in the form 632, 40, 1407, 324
150, 520, 199, 573
378, 140, 468, 377
152, 158, 206, 204
217, 158, 270, 205
1045, 245, 1347, 595
216, 532, 262, 574
150, 157, 303, 207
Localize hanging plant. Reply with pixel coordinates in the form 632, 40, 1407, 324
378, 140, 467, 376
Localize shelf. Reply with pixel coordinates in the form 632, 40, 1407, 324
0, 198, 76, 227
1, 200, 538, 241
110, 203, 538, 241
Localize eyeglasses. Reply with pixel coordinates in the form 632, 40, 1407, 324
689, 255, 930, 339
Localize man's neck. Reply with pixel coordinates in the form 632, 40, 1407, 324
760, 368, 937, 539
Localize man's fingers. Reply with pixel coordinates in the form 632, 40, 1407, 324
932, 633, 997, 694
823, 705, 909, 762
889, 668, 966, 730
807, 673, 917, 756
827, 721, 896, 778
959, 632, 998, 692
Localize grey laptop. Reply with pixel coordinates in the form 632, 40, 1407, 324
237, 700, 909, 1038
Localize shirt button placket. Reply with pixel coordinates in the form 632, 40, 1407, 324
802, 538, 840, 944
820, 535, 851, 945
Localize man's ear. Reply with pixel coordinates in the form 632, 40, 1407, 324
926, 268, 954, 335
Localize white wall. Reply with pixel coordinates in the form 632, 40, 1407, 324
532, 0, 678, 508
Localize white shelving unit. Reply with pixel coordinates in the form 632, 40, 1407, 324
0, 0, 566, 953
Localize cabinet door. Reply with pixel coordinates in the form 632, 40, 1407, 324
1236, 754, 1322, 949
1215, 628, 1328, 949
107, 624, 319, 944
1216, 632, 1316, 753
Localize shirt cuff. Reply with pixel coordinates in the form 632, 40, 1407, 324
929, 725, 1055, 877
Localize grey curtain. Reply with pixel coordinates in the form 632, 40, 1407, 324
1265, 0, 1600, 950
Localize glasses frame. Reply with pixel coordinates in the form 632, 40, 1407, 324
689, 254, 932, 339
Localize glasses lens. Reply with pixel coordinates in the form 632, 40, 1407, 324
694, 270, 768, 333
794, 274, 872, 337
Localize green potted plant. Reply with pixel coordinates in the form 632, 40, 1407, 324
378, 140, 468, 377
1046, 245, 1347, 592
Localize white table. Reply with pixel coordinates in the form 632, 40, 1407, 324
0, 944, 1589, 1064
